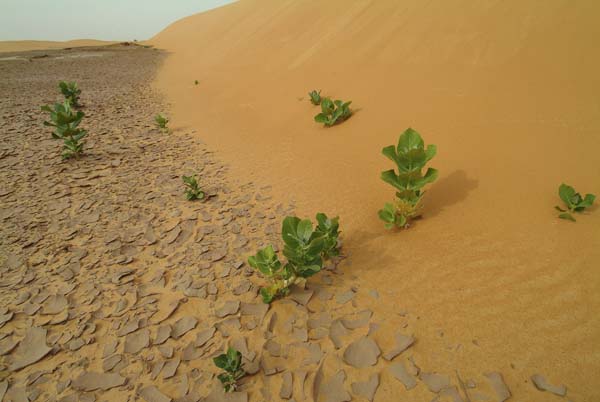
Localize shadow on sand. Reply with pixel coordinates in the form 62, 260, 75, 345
426, 170, 478, 218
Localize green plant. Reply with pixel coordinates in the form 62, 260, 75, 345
314, 98, 352, 127
314, 212, 340, 258
182, 175, 205, 201
308, 90, 322, 106
248, 213, 340, 303
213, 347, 245, 392
42, 100, 87, 159
555, 183, 595, 221
155, 114, 169, 131
379, 128, 438, 229
59, 81, 81, 107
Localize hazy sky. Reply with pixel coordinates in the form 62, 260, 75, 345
0, 0, 235, 41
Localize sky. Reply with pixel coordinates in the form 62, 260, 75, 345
0, 0, 235, 41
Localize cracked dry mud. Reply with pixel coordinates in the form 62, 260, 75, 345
0, 45, 567, 401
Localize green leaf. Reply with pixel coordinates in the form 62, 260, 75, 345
296, 219, 313, 242
421, 168, 439, 184
381, 170, 401, 191
227, 347, 240, 365
381, 145, 398, 164
580, 193, 596, 208
306, 236, 325, 257
425, 144, 437, 161
558, 184, 575, 207
260, 287, 276, 304
397, 128, 424, 153
297, 264, 321, 278
558, 212, 576, 222
396, 214, 407, 227
378, 205, 394, 223
314, 113, 329, 124
213, 355, 228, 369
282, 216, 301, 247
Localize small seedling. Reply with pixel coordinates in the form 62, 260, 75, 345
213, 347, 245, 393
379, 128, 438, 229
249, 213, 341, 303
42, 100, 87, 159
308, 90, 322, 105
182, 175, 205, 201
155, 114, 169, 132
314, 97, 352, 127
555, 183, 595, 221
59, 81, 81, 107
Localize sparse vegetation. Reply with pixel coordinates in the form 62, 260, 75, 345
42, 100, 87, 159
314, 98, 352, 127
379, 128, 438, 229
248, 213, 341, 303
308, 89, 322, 105
59, 81, 81, 107
155, 114, 169, 132
555, 183, 595, 221
213, 347, 245, 393
194, 80, 199, 85
182, 175, 205, 201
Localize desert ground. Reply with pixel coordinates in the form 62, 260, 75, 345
1, 0, 600, 401
0, 40, 116, 54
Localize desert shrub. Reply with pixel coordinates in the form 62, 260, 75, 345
555, 183, 595, 221
182, 175, 205, 201
155, 114, 169, 132
213, 348, 245, 392
308, 90, 322, 105
378, 128, 438, 229
42, 100, 87, 159
248, 213, 340, 303
314, 98, 352, 127
59, 81, 81, 107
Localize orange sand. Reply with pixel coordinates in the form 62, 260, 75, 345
0, 39, 116, 53
152, 1, 600, 399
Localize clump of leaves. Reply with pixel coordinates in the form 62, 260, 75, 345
248, 213, 341, 303
378, 128, 438, 229
182, 175, 205, 201
314, 98, 352, 127
308, 90, 322, 105
315, 213, 340, 259
59, 81, 81, 107
213, 347, 245, 393
555, 183, 595, 221
42, 100, 87, 159
155, 114, 169, 132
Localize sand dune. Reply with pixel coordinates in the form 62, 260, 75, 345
0, 39, 116, 53
152, 0, 600, 399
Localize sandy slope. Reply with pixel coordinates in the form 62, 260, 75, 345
152, 0, 600, 399
0, 39, 116, 53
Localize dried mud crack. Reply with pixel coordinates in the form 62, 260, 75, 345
0, 45, 567, 401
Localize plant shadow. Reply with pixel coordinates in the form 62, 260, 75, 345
425, 170, 478, 218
